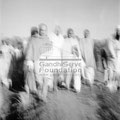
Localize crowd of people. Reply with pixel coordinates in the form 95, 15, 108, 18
24, 23, 96, 101
0, 23, 120, 102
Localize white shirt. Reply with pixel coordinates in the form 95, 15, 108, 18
62, 37, 81, 59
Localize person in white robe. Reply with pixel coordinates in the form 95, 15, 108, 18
102, 38, 116, 84
49, 26, 64, 59
109, 26, 120, 91
80, 29, 95, 87
47, 26, 65, 90
62, 28, 82, 92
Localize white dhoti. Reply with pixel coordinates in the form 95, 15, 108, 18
62, 54, 82, 92
84, 67, 95, 85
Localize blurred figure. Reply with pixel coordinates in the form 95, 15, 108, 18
62, 28, 82, 92
111, 26, 120, 90
0, 43, 15, 88
25, 23, 52, 101
49, 25, 64, 90
114, 25, 120, 41
80, 29, 95, 88
102, 38, 116, 84
31, 26, 39, 38
94, 40, 104, 71
49, 25, 64, 58
24, 27, 39, 56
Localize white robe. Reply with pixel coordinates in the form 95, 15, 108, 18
49, 33, 64, 59
113, 40, 120, 73
62, 37, 82, 92
113, 40, 120, 87
0, 45, 13, 88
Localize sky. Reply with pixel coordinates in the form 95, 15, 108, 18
119, 0, 120, 24
0, 0, 119, 39
0, 0, 2, 38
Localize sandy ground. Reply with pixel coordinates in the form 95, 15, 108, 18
0, 70, 120, 120
17, 86, 99, 120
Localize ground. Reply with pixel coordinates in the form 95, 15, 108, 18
0, 70, 120, 120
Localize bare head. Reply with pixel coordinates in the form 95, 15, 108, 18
84, 29, 90, 38
54, 25, 62, 36
116, 26, 120, 35
31, 26, 38, 37
39, 23, 47, 36
67, 28, 74, 38
114, 26, 120, 40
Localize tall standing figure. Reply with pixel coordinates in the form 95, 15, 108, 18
49, 25, 65, 91
62, 28, 82, 92
80, 29, 95, 87
25, 23, 52, 101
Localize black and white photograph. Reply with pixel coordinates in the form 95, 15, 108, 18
0, 0, 120, 120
